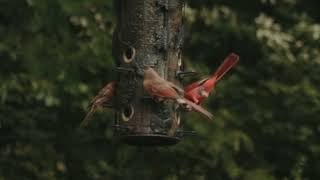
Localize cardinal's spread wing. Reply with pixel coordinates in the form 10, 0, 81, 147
184, 78, 209, 92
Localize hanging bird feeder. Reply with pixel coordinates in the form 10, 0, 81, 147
112, 0, 191, 146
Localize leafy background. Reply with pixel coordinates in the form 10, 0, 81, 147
1, 0, 320, 179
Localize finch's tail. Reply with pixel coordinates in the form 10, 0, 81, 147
80, 107, 96, 127
177, 98, 213, 120
213, 53, 239, 82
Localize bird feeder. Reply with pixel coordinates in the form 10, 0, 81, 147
112, 0, 192, 146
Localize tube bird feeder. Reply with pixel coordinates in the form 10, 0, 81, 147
112, 0, 188, 146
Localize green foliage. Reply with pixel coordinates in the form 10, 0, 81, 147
1, 0, 320, 179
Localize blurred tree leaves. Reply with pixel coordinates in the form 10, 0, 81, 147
1, 0, 320, 179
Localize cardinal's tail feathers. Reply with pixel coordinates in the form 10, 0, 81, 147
213, 53, 239, 82
177, 98, 213, 120
80, 107, 96, 127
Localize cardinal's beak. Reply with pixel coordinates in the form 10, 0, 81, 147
136, 69, 144, 77
200, 89, 209, 98
143, 64, 151, 70
136, 65, 148, 77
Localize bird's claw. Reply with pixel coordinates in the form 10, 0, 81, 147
115, 67, 135, 73
103, 104, 114, 108
179, 103, 193, 112
176, 70, 198, 79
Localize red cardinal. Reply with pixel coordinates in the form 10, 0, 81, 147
184, 53, 239, 104
143, 66, 213, 120
80, 81, 116, 127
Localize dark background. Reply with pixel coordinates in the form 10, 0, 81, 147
1, 0, 320, 179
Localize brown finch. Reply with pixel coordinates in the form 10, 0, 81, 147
80, 81, 116, 127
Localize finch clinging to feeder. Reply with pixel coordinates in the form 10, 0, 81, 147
80, 81, 116, 127
184, 53, 239, 104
